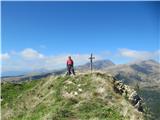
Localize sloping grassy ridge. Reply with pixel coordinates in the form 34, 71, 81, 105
1, 73, 144, 120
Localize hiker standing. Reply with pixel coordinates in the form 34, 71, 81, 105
66, 56, 75, 75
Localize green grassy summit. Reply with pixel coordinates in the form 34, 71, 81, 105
1, 73, 144, 120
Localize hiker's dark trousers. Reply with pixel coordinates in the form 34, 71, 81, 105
67, 64, 75, 75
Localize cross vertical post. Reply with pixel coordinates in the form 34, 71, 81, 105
89, 53, 95, 73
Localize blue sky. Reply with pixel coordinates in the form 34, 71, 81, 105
1, 1, 160, 73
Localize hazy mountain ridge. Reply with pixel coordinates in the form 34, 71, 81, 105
104, 59, 160, 87
1, 59, 115, 82
2, 59, 160, 85
77, 59, 115, 71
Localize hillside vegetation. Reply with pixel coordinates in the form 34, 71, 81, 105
1, 73, 145, 120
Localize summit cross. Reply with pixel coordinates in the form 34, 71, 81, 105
89, 53, 95, 73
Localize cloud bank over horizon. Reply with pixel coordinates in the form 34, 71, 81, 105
1, 48, 160, 73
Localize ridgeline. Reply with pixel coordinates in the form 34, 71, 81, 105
1, 72, 147, 120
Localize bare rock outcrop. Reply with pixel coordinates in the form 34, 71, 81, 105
113, 78, 143, 112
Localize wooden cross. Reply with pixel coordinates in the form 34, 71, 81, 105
89, 53, 95, 73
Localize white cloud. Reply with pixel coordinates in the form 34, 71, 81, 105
154, 49, 160, 56
0, 53, 10, 61
21, 48, 44, 59
1, 48, 159, 73
39, 54, 102, 70
1, 48, 103, 72
118, 48, 159, 60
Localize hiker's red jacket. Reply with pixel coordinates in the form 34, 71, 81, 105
67, 59, 74, 65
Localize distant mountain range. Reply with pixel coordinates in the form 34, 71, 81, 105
77, 59, 115, 71
76, 59, 160, 87
1, 69, 50, 77
2, 59, 160, 85
105, 59, 160, 87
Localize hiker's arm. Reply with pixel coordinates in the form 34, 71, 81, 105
66, 61, 68, 67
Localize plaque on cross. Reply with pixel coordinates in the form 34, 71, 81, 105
89, 53, 95, 73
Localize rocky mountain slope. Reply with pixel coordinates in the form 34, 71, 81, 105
77, 60, 115, 72
105, 59, 160, 87
1, 73, 145, 120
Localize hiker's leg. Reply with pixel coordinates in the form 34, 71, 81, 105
68, 65, 71, 75
72, 68, 75, 75
67, 65, 71, 75
71, 66, 75, 75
